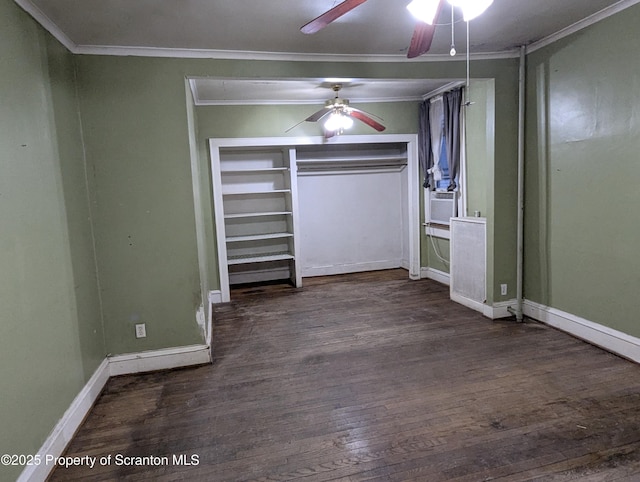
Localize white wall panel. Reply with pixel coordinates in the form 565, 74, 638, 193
298, 170, 404, 277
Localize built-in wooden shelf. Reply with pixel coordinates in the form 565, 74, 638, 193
222, 189, 291, 196
224, 211, 292, 219
226, 233, 294, 243
227, 252, 294, 265
221, 167, 288, 174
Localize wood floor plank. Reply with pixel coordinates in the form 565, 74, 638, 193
49, 269, 640, 481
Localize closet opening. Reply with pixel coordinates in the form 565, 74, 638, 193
210, 135, 420, 302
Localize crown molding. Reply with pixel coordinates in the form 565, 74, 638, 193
14, 0, 77, 51
193, 96, 426, 106
73, 44, 520, 62
188, 76, 464, 106
527, 0, 640, 54
423, 81, 467, 100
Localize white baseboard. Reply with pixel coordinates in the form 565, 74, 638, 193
108, 344, 211, 376
207, 299, 214, 346
523, 300, 640, 363
488, 300, 517, 319
450, 291, 485, 314
302, 260, 402, 278
20, 344, 212, 481
208, 290, 223, 304
450, 291, 516, 320
420, 267, 450, 286
17, 359, 110, 482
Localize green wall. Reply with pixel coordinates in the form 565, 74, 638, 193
421, 234, 451, 273
465, 79, 495, 220
524, 4, 640, 336
196, 102, 419, 139
0, 0, 104, 479
75, 57, 205, 355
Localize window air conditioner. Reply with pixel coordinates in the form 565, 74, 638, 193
428, 191, 457, 225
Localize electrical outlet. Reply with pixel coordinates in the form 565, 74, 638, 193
500, 284, 508, 296
135, 323, 146, 338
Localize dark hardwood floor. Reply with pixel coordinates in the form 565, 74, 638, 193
50, 270, 640, 481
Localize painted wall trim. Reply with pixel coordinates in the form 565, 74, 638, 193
523, 301, 640, 364
448, 292, 640, 362
450, 292, 485, 315
208, 290, 223, 304
450, 292, 515, 320
72, 44, 519, 62
527, 0, 640, 53
421, 267, 450, 286
17, 359, 110, 482
108, 344, 211, 376
489, 300, 517, 320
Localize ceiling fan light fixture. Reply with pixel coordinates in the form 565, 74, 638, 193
447, 0, 493, 21
406, 0, 440, 25
324, 111, 354, 132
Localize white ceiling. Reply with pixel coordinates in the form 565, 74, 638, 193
16, 0, 638, 103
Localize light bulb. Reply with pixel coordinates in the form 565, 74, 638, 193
447, 0, 493, 21
324, 112, 341, 132
450, 45, 456, 56
406, 0, 440, 25
324, 112, 353, 132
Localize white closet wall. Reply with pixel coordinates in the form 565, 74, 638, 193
297, 170, 406, 277
295, 143, 408, 277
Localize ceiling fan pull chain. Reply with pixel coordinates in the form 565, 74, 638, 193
450, 3, 456, 56
466, 20, 470, 95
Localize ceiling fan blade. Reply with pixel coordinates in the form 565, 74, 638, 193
285, 118, 307, 133
285, 107, 332, 133
301, 0, 369, 34
349, 106, 384, 122
305, 107, 332, 122
406, 0, 444, 58
348, 110, 386, 132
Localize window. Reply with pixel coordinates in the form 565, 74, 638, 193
434, 132, 452, 191
419, 88, 465, 240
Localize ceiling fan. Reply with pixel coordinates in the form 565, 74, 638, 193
288, 84, 386, 137
301, 0, 494, 58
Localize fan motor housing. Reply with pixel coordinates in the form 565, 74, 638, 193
326, 98, 349, 108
